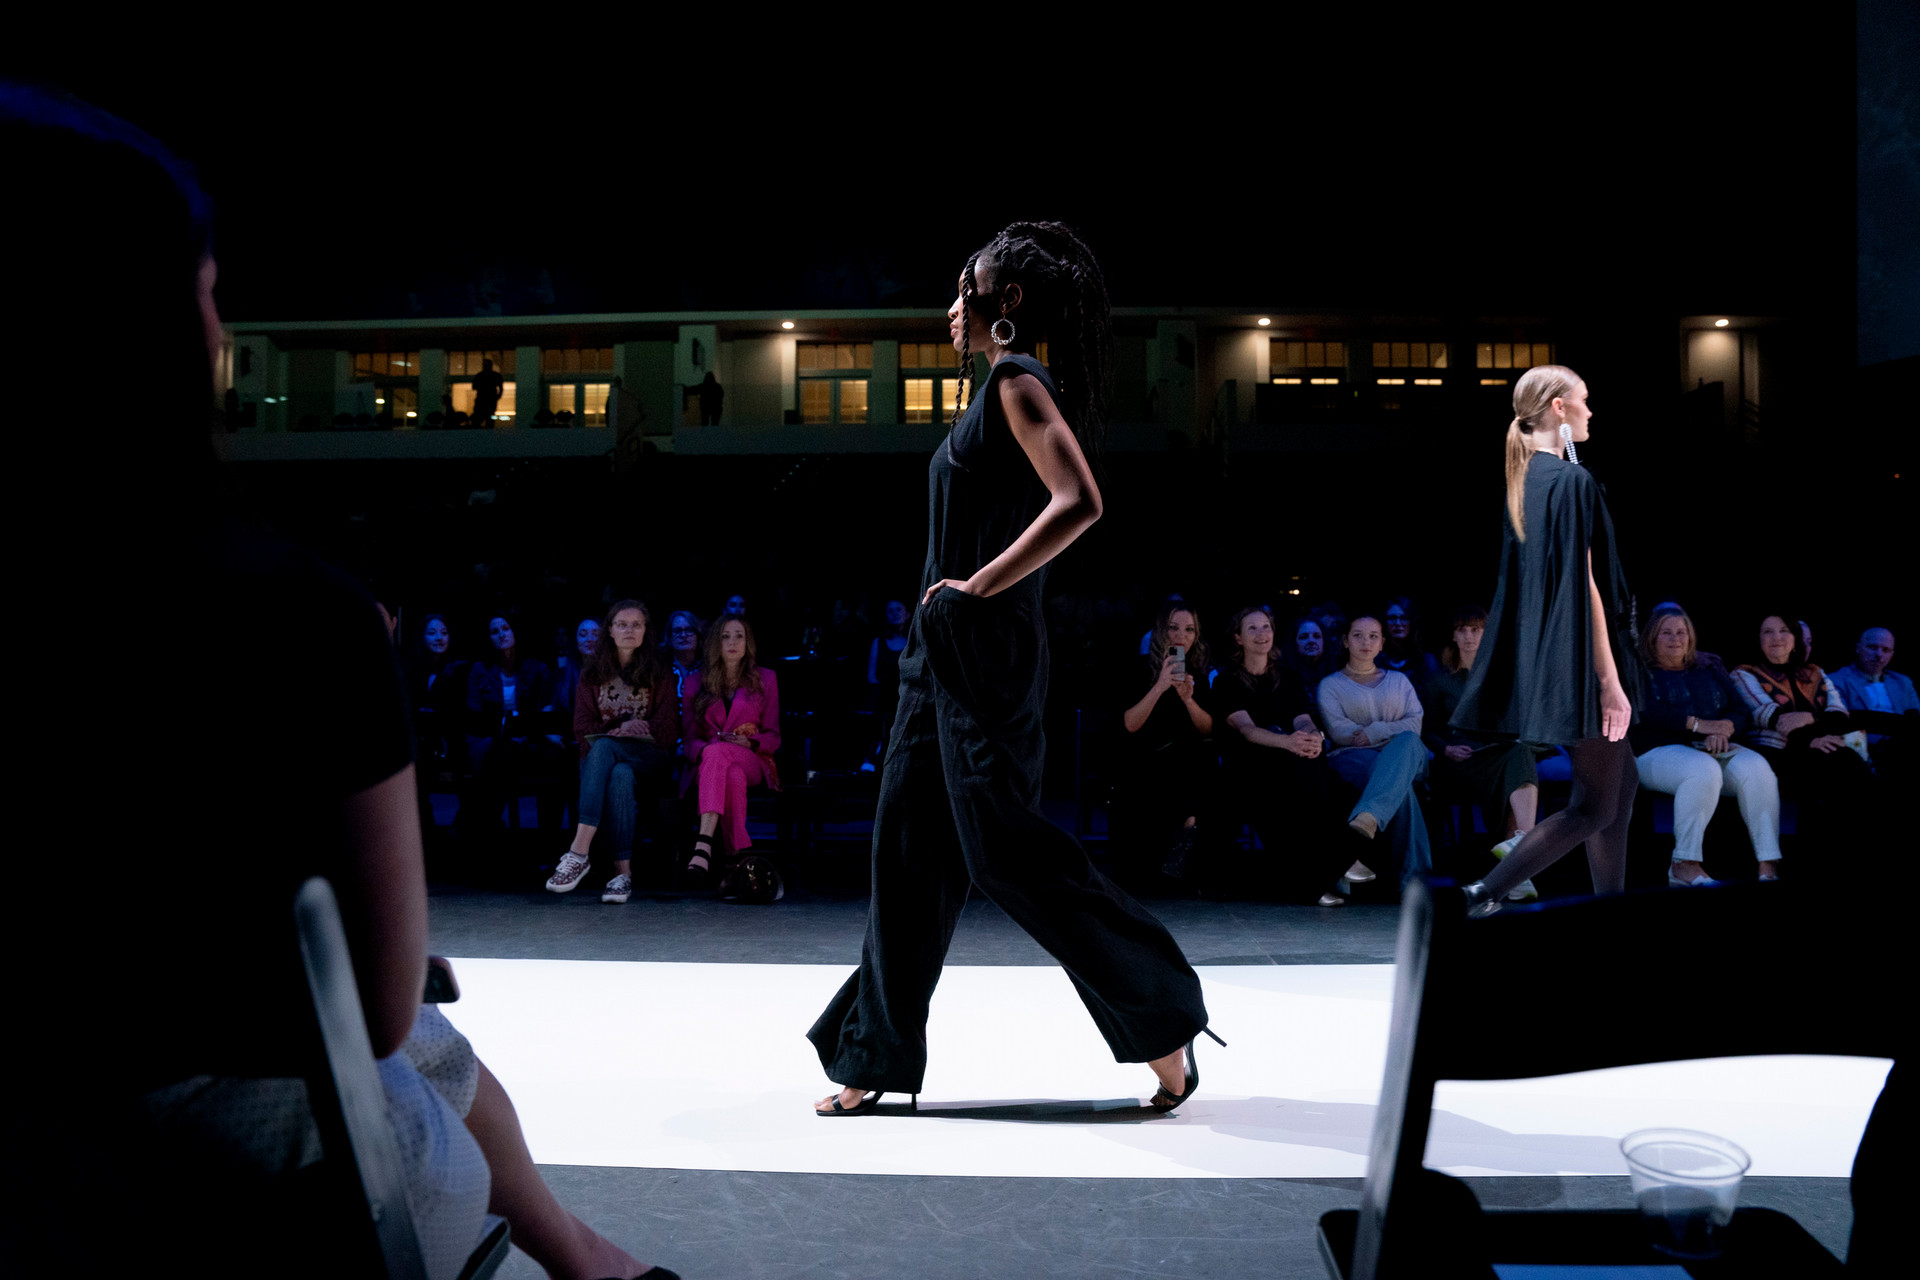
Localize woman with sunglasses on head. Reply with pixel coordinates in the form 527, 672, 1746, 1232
1450, 365, 1646, 914
809, 223, 1215, 1118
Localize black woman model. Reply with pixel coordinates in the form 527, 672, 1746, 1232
807, 222, 1219, 1115
1449, 364, 1645, 915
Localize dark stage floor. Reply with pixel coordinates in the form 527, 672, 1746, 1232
426, 872, 1858, 1279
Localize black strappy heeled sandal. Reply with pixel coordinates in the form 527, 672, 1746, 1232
816, 1089, 918, 1117
684, 834, 715, 887
1149, 1027, 1226, 1112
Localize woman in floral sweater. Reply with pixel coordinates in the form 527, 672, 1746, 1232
1729, 611, 1877, 859
544, 599, 679, 903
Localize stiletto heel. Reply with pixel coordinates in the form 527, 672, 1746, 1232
1150, 1028, 1225, 1112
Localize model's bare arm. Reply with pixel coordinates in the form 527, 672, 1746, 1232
1590, 549, 1631, 741
926, 373, 1100, 603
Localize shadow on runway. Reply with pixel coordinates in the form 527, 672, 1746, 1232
902, 1097, 1163, 1123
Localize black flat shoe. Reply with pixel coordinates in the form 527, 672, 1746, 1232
1149, 1027, 1226, 1112
815, 1089, 917, 1116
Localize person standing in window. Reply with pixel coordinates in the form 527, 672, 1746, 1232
470, 358, 503, 425
809, 223, 1215, 1118
1450, 366, 1644, 915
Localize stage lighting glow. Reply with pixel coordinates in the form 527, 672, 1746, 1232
1256, 317, 1271, 326
1715, 318, 1730, 327
781, 321, 795, 330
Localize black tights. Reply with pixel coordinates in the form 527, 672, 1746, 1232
1481, 736, 1638, 897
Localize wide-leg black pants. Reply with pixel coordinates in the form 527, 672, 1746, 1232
808, 586, 1210, 1094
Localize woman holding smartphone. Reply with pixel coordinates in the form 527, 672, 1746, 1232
808, 223, 1216, 1117
1450, 365, 1644, 914
1121, 601, 1216, 877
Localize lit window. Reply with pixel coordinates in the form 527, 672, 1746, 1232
1273, 377, 1303, 385
549, 384, 577, 415
1272, 340, 1346, 373
1377, 378, 1407, 386
582, 383, 609, 427
900, 343, 950, 369
800, 381, 833, 424
1372, 341, 1448, 369
1476, 342, 1553, 370
798, 343, 875, 423
904, 378, 937, 423
447, 350, 515, 376
942, 378, 970, 417
542, 347, 614, 374
350, 351, 421, 380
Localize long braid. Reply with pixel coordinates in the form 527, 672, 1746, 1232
952, 252, 981, 429
971, 221, 1112, 478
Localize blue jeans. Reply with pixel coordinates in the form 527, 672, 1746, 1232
577, 736, 670, 857
1328, 732, 1433, 885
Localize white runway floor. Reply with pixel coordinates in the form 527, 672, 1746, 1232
440, 959, 1889, 1181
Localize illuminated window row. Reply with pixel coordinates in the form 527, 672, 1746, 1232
1374, 341, 1449, 369
353, 351, 421, 377
798, 343, 874, 371
1272, 340, 1346, 370
1477, 342, 1553, 370
543, 347, 615, 374
1272, 377, 1342, 385
546, 382, 610, 425
903, 379, 971, 424
448, 381, 517, 421
447, 349, 516, 376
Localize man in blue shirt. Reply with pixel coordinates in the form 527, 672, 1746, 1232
1829, 627, 1916, 780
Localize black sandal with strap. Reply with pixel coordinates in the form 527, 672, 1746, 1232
816, 1089, 917, 1116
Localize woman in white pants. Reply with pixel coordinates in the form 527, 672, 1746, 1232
1632, 605, 1782, 883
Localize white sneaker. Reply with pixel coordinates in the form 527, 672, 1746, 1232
601, 872, 632, 904
545, 851, 591, 894
1490, 833, 1524, 859
1504, 878, 1539, 902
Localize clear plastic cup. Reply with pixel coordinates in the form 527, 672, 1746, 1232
1620, 1128, 1752, 1259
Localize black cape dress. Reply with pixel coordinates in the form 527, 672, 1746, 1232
1450, 451, 1645, 745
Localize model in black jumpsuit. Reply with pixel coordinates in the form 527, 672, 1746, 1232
808, 353, 1210, 1096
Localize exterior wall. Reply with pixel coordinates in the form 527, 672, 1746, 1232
728, 334, 786, 426
418, 349, 446, 425
513, 345, 540, 426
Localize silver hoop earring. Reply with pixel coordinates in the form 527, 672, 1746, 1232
990, 317, 1016, 347
1560, 422, 1580, 466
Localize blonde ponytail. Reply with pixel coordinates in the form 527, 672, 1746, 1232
1505, 363, 1583, 541
1504, 418, 1532, 540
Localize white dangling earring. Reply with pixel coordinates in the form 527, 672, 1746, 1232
990, 317, 1016, 347
1560, 421, 1580, 465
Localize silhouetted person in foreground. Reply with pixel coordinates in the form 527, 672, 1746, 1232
471, 358, 504, 425
697, 371, 723, 424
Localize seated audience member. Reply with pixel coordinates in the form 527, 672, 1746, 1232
1211, 606, 1355, 904
1139, 592, 1189, 655
680, 613, 782, 889
1121, 601, 1216, 877
15, 84, 677, 1280
1382, 595, 1440, 692
405, 614, 468, 754
722, 592, 748, 618
1829, 627, 1916, 778
464, 612, 568, 841
1730, 611, 1878, 854
1318, 613, 1434, 889
545, 601, 679, 903
1633, 605, 1782, 885
1421, 604, 1542, 900
864, 598, 911, 771
1311, 600, 1349, 665
549, 614, 600, 739
1282, 613, 1331, 690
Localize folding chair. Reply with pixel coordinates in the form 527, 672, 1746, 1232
295, 877, 511, 1280
1319, 879, 1898, 1278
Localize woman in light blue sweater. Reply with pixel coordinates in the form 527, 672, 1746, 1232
1317, 613, 1434, 887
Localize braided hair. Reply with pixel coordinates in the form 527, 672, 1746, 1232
955, 221, 1114, 476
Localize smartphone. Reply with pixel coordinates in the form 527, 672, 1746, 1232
1168, 644, 1186, 678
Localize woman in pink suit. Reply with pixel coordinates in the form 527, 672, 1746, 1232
680, 613, 781, 884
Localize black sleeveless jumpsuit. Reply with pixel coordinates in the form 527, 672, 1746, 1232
808, 354, 1210, 1094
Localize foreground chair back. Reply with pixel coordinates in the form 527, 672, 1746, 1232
1334, 879, 1897, 1279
